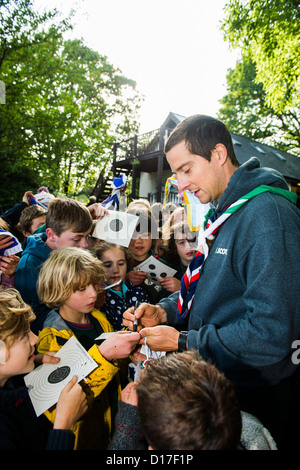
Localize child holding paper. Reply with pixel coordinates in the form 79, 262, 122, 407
92, 241, 150, 331
158, 220, 198, 293
36, 246, 141, 449
126, 210, 172, 303
0, 288, 88, 450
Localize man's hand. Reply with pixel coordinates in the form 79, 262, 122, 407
123, 302, 167, 331
139, 325, 180, 352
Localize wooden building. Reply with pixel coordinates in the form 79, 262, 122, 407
93, 112, 300, 207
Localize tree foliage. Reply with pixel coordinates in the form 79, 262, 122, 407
0, 0, 142, 209
222, 0, 300, 113
218, 55, 300, 155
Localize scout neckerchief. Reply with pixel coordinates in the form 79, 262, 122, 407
177, 185, 297, 320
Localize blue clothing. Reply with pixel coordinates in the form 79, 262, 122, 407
14, 232, 51, 334
160, 158, 300, 388
158, 157, 300, 447
0, 375, 75, 450
102, 280, 150, 330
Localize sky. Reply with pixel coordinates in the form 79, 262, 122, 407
33, 0, 240, 134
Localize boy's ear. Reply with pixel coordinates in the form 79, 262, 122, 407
45, 227, 56, 242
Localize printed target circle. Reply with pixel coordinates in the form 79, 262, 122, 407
109, 219, 123, 232
48, 365, 71, 384
26, 344, 89, 405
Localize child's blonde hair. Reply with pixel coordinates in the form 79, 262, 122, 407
37, 247, 106, 308
127, 198, 151, 212
0, 218, 9, 231
0, 288, 35, 348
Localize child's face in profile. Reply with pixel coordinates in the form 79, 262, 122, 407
49, 228, 92, 250
100, 247, 127, 290
61, 284, 99, 318
0, 330, 37, 385
129, 232, 152, 262
175, 235, 197, 266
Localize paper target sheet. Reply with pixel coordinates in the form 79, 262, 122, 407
133, 255, 177, 285
92, 210, 139, 247
24, 336, 97, 417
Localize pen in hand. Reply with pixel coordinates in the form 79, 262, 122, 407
133, 300, 139, 332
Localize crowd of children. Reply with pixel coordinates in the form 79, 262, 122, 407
0, 188, 279, 451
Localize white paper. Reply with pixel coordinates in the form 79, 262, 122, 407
140, 343, 166, 361
24, 336, 97, 417
104, 279, 122, 290
133, 255, 177, 285
95, 332, 115, 340
129, 343, 166, 381
92, 210, 139, 247
95, 331, 134, 340
0, 230, 23, 256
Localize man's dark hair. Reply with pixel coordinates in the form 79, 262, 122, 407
165, 114, 240, 166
